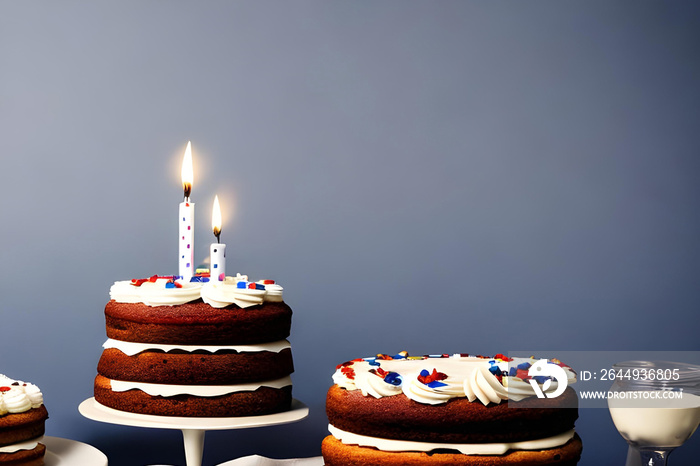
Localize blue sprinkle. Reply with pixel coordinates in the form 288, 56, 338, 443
533, 376, 549, 384
255, 283, 265, 290
165, 282, 176, 289
393, 353, 407, 360
509, 367, 517, 377
213, 264, 218, 268
489, 365, 502, 376
237, 282, 247, 289
419, 369, 430, 378
190, 276, 209, 283
427, 380, 448, 388
384, 372, 402, 386
517, 362, 531, 370
367, 358, 380, 366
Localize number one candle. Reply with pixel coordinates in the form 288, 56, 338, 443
210, 195, 226, 282
179, 141, 195, 282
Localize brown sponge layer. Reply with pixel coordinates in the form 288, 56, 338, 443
326, 385, 578, 444
322, 434, 583, 466
0, 443, 46, 466
0, 407, 49, 448
97, 347, 294, 384
94, 374, 292, 417
104, 300, 292, 345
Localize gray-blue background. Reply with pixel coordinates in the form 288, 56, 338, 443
1, 1, 699, 464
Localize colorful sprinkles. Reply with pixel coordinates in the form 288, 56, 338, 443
130, 273, 211, 287
336, 352, 574, 391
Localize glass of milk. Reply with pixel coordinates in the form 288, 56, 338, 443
608, 361, 700, 466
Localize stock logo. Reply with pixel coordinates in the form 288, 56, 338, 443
527, 359, 568, 399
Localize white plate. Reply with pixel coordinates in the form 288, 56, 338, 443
217, 455, 323, 466
43, 436, 108, 466
79, 397, 309, 430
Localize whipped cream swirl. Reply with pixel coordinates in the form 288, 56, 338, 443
201, 275, 284, 308
0, 375, 43, 416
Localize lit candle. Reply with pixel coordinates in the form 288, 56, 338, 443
179, 141, 195, 282
210, 195, 226, 282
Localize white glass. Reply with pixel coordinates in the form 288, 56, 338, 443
608, 361, 700, 466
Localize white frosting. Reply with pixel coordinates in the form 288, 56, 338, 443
201, 281, 265, 308
111, 274, 284, 307
0, 436, 43, 454
108, 376, 292, 397
0, 375, 43, 416
103, 338, 291, 356
261, 283, 284, 302
329, 424, 575, 455
110, 278, 202, 306
332, 355, 576, 406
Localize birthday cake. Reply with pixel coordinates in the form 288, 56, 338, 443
0, 375, 48, 466
94, 274, 294, 417
322, 353, 582, 465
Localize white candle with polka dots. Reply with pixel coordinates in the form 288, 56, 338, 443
210, 195, 226, 281
179, 141, 195, 282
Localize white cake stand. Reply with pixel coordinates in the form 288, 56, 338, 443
79, 397, 309, 466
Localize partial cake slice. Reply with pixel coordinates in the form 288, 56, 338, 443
0, 376, 48, 466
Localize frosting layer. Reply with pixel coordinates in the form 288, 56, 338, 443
332, 354, 576, 406
0, 436, 42, 454
111, 274, 284, 307
103, 338, 291, 356
329, 424, 575, 455
108, 376, 292, 397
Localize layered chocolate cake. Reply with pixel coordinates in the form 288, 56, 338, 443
0, 375, 48, 466
94, 274, 294, 417
322, 353, 582, 465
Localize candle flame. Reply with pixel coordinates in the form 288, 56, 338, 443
212, 195, 222, 242
181, 141, 193, 200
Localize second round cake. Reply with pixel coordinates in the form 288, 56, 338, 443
323, 352, 582, 465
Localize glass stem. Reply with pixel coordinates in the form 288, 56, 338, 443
636, 448, 672, 466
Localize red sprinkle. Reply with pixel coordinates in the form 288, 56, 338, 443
341, 366, 356, 380
370, 367, 389, 378
417, 368, 448, 385
248, 283, 256, 289
263, 280, 275, 284
494, 354, 513, 362
0, 386, 10, 392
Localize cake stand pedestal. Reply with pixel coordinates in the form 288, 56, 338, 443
79, 397, 309, 466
